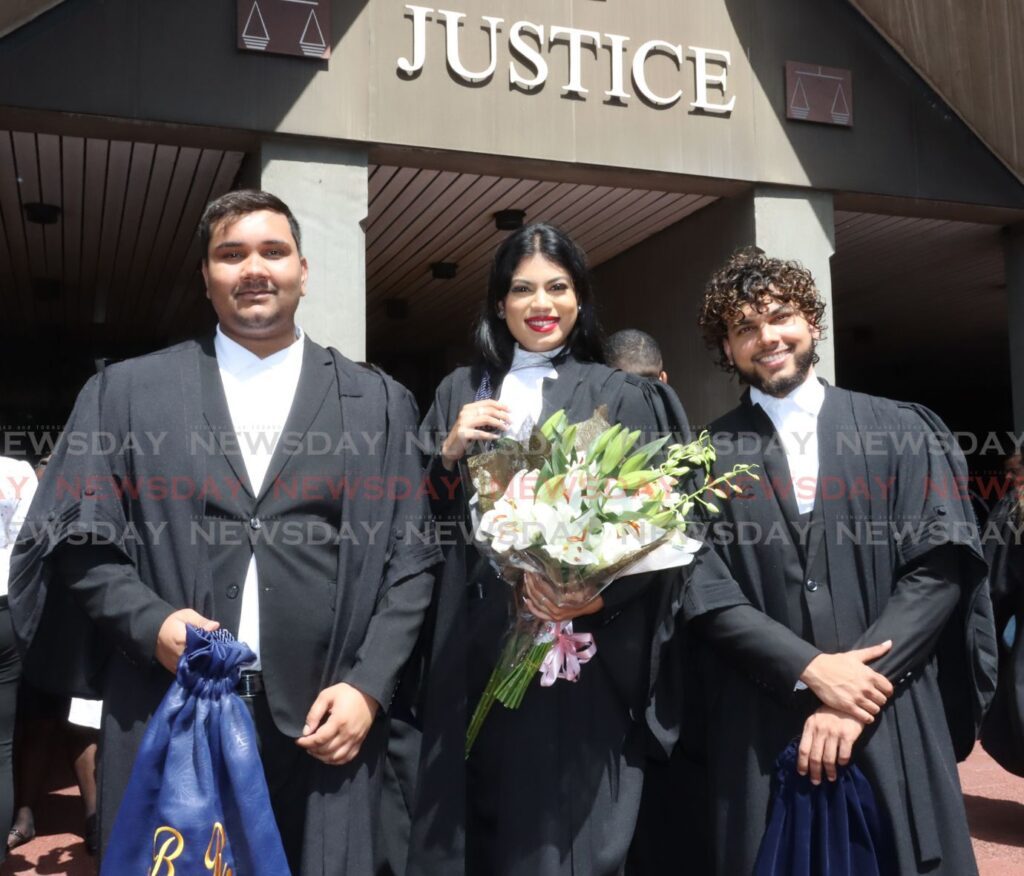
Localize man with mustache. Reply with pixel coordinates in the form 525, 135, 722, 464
666, 247, 995, 873
9, 190, 440, 875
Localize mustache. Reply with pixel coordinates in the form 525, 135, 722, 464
234, 281, 277, 294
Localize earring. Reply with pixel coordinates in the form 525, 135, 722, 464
497, 306, 505, 319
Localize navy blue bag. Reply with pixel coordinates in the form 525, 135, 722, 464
753, 741, 895, 876
101, 627, 290, 875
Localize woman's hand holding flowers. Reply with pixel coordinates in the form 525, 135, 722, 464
522, 571, 604, 622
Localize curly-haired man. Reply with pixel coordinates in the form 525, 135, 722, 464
669, 248, 995, 873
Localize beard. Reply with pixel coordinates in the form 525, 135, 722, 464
232, 284, 282, 331
735, 342, 815, 397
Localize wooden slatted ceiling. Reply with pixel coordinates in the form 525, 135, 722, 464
849, 0, 1024, 184
366, 165, 716, 354
832, 209, 1005, 348
0, 131, 244, 353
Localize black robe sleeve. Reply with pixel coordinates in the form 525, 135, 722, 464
419, 372, 467, 521
9, 371, 152, 696
849, 544, 963, 687
344, 377, 442, 709
887, 403, 997, 757
53, 542, 173, 666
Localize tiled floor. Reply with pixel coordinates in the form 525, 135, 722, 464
0, 744, 1020, 875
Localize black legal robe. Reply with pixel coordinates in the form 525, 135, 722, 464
662, 384, 996, 875
979, 492, 1024, 775
9, 337, 441, 875
406, 355, 688, 876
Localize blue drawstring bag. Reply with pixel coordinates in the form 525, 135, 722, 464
754, 740, 895, 876
101, 626, 290, 875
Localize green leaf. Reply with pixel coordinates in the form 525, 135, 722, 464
552, 442, 568, 473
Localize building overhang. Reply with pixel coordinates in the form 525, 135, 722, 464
849, 0, 1024, 185
0, 0, 65, 40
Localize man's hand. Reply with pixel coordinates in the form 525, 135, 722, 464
295, 683, 379, 765
798, 705, 865, 784
155, 609, 220, 673
522, 572, 604, 623
799, 641, 894, 723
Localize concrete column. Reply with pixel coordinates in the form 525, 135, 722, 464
752, 186, 836, 384
1006, 224, 1024, 433
594, 186, 836, 427
256, 139, 369, 360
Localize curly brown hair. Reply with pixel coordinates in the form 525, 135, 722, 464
698, 247, 827, 373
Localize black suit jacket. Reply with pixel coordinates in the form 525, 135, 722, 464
11, 335, 441, 736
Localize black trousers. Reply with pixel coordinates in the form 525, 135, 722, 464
0, 604, 21, 864
242, 690, 311, 874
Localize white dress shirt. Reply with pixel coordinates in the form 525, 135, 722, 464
214, 325, 305, 667
0, 457, 37, 598
750, 372, 825, 515
498, 345, 563, 441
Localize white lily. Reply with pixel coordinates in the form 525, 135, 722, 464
599, 484, 644, 516
542, 537, 599, 567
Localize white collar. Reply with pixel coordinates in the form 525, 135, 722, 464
751, 370, 825, 417
214, 325, 304, 376
510, 344, 563, 371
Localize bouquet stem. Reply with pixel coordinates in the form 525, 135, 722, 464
494, 641, 552, 708
465, 622, 552, 757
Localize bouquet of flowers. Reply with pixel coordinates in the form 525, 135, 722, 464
465, 407, 754, 754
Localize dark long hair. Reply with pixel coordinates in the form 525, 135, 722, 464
473, 223, 605, 374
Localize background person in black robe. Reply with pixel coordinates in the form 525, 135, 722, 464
8, 190, 441, 874
406, 224, 688, 876
979, 488, 1024, 775
605, 328, 669, 385
657, 248, 996, 874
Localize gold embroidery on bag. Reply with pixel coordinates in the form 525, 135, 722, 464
150, 826, 185, 875
149, 822, 235, 875
204, 822, 234, 876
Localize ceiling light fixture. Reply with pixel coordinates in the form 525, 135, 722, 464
494, 209, 526, 231
431, 261, 458, 280
24, 202, 61, 225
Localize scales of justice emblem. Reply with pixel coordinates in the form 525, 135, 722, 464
241, 0, 329, 59
786, 63, 853, 127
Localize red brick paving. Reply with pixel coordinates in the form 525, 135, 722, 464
0, 744, 1020, 874
0, 782, 94, 876
961, 745, 1024, 876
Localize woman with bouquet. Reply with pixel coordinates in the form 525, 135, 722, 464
407, 224, 689, 876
